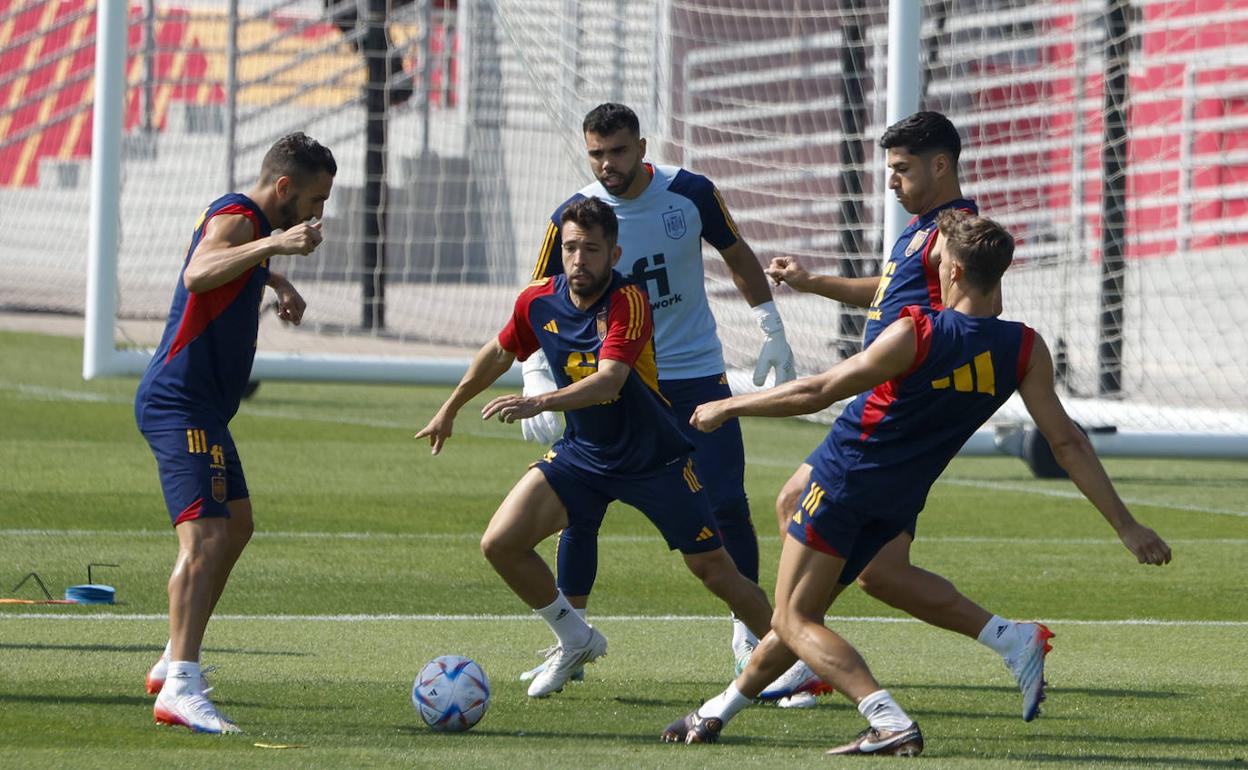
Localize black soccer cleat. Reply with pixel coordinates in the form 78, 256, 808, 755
825, 722, 924, 757
660, 710, 723, 745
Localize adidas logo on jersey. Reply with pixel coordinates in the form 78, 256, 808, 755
543, 320, 559, 334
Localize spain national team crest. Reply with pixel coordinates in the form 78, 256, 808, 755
595, 309, 609, 341
662, 209, 687, 239
905, 226, 933, 256
211, 474, 227, 504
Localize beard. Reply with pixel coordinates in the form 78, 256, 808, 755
598, 164, 639, 196
568, 269, 612, 300
276, 198, 300, 230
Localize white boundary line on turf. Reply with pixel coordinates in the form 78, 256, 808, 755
3, 528, 1247, 546
938, 477, 1248, 518
1, 612, 1245, 627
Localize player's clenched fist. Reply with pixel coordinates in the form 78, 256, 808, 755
764, 255, 812, 291
690, 400, 731, 433
273, 220, 323, 256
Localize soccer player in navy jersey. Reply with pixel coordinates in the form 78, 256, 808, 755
518, 103, 815, 699
766, 111, 1061, 716
416, 197, 774, 698
660, 211, 1171, 756
135, 133, 335, 734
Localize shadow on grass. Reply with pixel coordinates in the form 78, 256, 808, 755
392, 723, 832, 749
943, 751, 1245, 768
0, 642, 310, 657
902, 681, 1184, 700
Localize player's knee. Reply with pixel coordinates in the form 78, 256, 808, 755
685, 551, 734, 591
479, 529, 522, 565
774, 485, 801, 532
856, 567, 902, 601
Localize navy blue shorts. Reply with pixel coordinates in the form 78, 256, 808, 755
785, 468, 917, 585
141, 421, 248, 525
534, 450, 723, 554
660, 374, 747, 512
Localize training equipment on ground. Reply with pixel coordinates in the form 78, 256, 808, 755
411, 655, 491, 732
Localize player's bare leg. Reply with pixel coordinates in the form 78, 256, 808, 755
857, 531, 1054, 720
770, 537, 877, 698
480, 469, 571, 607
774, 464, 811, 537
681, 548, 772, 640
155, 517, 240, 733
149, 498, 253, 694
206, 499, 254, 613
168, 518, 233, 663
771, 537, 922, 756
856, 533, 990, 637
480, 469, 606, 697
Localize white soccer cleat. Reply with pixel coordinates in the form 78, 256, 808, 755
146, 654, 214, 695
518, 645, 584, 683
526, 627, 607, 698
758, 659, 834, 701
1004, 622, 1055, 721
776, 691, 818, 709
153, 690, 241, 734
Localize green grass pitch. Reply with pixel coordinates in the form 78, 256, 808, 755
1, 330, 1246, 768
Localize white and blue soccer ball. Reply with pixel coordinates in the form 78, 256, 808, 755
411, 655, 490, 732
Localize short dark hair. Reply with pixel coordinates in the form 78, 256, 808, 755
880, 111, 961, 164
936, 209, 1014, 293
260, 132, 336, 183
582, 103, 640, 138
560, 197, 619, 245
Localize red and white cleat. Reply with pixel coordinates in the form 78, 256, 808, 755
153, 690, 240, 734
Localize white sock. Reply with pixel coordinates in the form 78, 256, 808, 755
731, 616, 758, 659
696, 682, 752, 723
162, 639, 172, 660
163, 661, 201, 696
977, 615, 1020, 657
857, 689, 912, 732
535, 592, 592, 649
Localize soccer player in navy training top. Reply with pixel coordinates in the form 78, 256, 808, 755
416, 197, 774, 699
765, 111, 1066, 716
135, 132, 335, 734
518, 103, 815, 699
660, 211, 1171, 756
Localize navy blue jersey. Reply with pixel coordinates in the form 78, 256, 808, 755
530, 164, 740, 378
498, 272, 692, 475
135, 193, 273, 430
806, 305, 1035, 521
864, 198, 977, 347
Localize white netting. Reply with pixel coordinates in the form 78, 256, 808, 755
1, 0, 1245, 434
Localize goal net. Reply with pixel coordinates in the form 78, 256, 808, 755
1, 0, 1245, 447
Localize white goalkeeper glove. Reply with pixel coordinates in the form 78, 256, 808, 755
752, 300, 796, 386
520, 349, 564, 444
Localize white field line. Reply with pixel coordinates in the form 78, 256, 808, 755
6, 381, 1245, 517
1, 612, 1245, 627
2, 529, 1246, 547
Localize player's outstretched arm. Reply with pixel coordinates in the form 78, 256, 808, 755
416, 339, 516, 455
690, 316, 917, 431
765, 255, 881, 307
1018, 335, 1172, 566
482, 358, 631, 423
185, 217, 322, 293
266, 272, 306, 325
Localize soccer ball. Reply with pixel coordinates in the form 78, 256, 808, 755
411, 655, 491, 732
